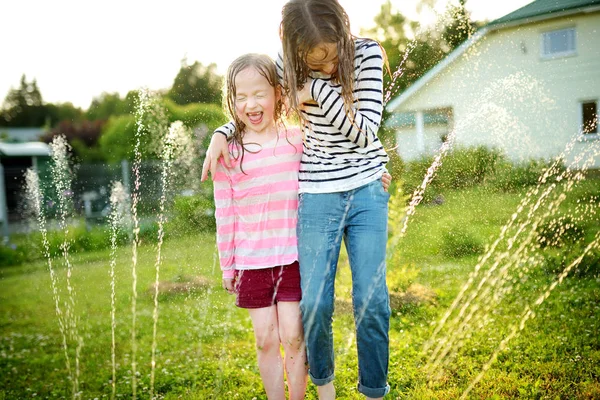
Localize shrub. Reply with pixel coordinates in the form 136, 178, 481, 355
387, 263, 420, 293
0, 243, 29, 267
163, 99, 227, 133
400, 146, 560, 204
489, 158, 556, 192
401, 155, 441, 204
98, 98, 227, 164
536, 216, 585, 249
98, 114, 137, 163
440, 226, 484, 258
401, 146, 506, 204
438, 146, 504, 190
166, 192, 216, 237
542, 245, 600, 278
3, 223, 134, 267
138, 220, 161, 244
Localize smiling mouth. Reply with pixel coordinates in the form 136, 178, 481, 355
247, 112, 263, 124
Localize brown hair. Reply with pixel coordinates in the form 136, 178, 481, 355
222, 53, 284, 172
280, 0, 357, 122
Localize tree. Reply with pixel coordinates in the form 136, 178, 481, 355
0, 75, 86, 127
41, 120, 106, 162
85, 91, 137, 121
442, 0, 475, 50
46, 102, 85, 125
0, 74, 47, 126
362, 1, 410, 93
362, 0, 476, 102
168, 58, 222, 105
98, 97, 227, 163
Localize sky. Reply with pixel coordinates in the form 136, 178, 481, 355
3, 0, 533, 110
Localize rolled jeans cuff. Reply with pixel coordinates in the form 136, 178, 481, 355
358, 382, 390, 398
309, 371, 335, 387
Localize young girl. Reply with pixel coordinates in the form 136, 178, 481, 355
206, 1, 392, 398
213, 53, 307, 400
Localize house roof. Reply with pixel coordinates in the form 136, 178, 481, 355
386, 0, 600, 112
385, 27, 489, 112
384, 111, 450, 129
0, 142, 51, 157
490, 0, 600, 27
0, 127, 47, 142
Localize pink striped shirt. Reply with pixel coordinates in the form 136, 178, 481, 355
213, 127, 303, 278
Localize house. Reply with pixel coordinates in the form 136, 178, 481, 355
385, 0, 600, 168
0, 142, 52, 239
0, 127, 47, 143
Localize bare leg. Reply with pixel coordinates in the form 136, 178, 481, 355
277, 301, 307, 400
317, 382, 336, 400
248, 306, 285, 400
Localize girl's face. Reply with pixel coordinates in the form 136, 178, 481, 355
234, 66, 279, 134
305, 42, 339, 75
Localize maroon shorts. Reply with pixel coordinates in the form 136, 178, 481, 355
234, 261, 302, 309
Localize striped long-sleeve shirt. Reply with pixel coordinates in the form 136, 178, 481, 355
213, 128, 303, 278
215, 39, 389, 194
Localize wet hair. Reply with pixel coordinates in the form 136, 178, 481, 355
280, 0, 357, 122
222, 53, 287, 173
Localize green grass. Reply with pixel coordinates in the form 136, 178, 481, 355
1, 179, 599, 399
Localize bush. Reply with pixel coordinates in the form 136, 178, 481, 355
2, 224, 134, 267
98, 97, 227, 164
489, 158, 556, 192
536, 216, 585, 249
98, 114, 137, 163
400, 146, 560, 204
166, 192, 216, 237
387, 263, 419, 293
438, 146, 504, 190
542, 245, 600, 278
0, 243, 30, 267
440, 226, 484, 258
163, 99, 227, 132
402, 146, 506, 203
138, 220, 161, 244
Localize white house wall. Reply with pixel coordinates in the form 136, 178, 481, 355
394, 12, 600, 167
395, 124, 450, 160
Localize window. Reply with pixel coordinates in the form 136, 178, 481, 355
582, 101, 598, 135
541, 28, 576, 58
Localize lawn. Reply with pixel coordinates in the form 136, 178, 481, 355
1, 178, 599, 399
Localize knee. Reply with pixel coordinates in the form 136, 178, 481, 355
280, 329, 305, 352
255, 324, 280, 352
353, 292, 390, 324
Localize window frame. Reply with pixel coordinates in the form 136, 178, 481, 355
540, 27, 577, 60
579, 99, 599, 141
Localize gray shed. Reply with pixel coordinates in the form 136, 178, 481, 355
0, 142, 52, 239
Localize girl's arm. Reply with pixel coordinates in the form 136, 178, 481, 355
213, 162, 236, 279
201, 131, 231, 181
309, 41, 384, 148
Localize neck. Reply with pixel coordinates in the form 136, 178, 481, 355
243, 123, 279, 143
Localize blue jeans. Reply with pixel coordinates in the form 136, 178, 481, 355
297, 179, 391, 398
